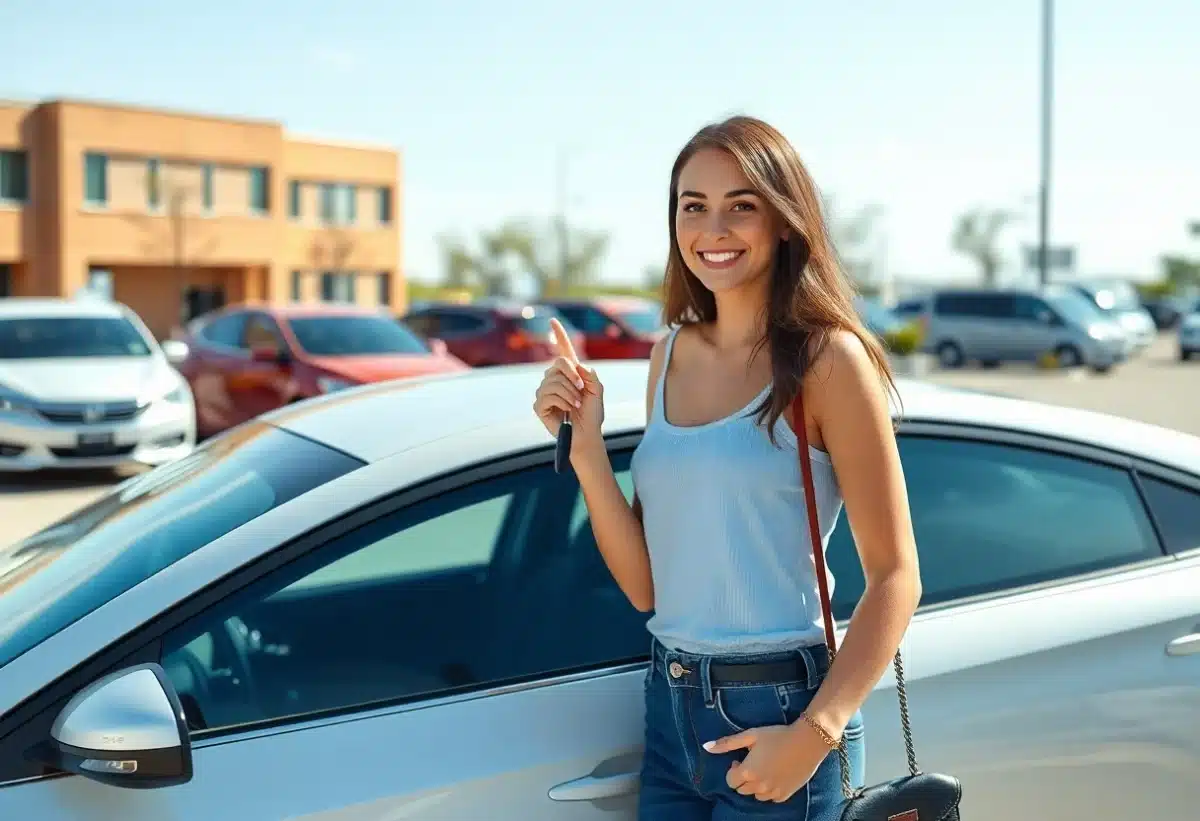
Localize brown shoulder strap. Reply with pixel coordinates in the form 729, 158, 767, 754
791, 391, 838, 654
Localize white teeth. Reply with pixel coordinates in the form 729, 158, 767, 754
701, 251, 742, 263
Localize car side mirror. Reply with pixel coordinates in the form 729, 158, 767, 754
160, 339, 189, 367
29, 663, 192, 789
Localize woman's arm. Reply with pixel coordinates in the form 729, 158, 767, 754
803, 330, 922, 736
569, 337, 667, 612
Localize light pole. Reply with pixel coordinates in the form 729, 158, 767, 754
1037, 0, 1054, 287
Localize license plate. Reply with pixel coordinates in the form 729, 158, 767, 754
76, 432, 115, 449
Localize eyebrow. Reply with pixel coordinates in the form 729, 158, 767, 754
678, 188, 760, 200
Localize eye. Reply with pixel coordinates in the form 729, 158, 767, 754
681, 201, 705, 213
730, 201, 756, 212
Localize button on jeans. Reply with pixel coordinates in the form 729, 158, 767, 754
638, 639, 865, 820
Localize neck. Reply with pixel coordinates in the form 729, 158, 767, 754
708, 278, 769, 350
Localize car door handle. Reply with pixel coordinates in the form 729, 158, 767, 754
1166, 632, 1200, 657
548, 771, 639, 801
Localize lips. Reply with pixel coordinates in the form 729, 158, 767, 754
699, 250, 744, 264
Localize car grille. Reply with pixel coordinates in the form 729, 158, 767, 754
36, 400, 145, 425
49, 443, 137, 459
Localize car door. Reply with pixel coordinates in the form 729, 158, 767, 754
180, 311, 249, 437
2, 447, 649, 820
825, 428, 1200, 821
223, 312, 295, 420
1010, 294, 1059, 361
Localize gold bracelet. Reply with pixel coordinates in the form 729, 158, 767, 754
799, 711, 840, 749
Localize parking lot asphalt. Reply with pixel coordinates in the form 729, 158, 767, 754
1, 332, 1196, 547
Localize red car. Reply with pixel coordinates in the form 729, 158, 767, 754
174, 302, 468, 438
541, 296, 666, 360
401, 300, 585, 366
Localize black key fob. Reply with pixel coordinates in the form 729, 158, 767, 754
554, 417, 573, 474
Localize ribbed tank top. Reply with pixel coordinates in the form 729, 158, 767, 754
630, 326, 845, 655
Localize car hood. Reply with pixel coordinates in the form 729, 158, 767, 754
308, 354, 469, 384
0, 357, 175, 402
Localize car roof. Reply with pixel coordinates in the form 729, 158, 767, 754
547, 296, 660, 311
218, 302, 393, 320
263, 360, 1200, 475
0, 297, 133, 319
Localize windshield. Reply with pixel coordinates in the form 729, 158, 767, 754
1045, 288, 1107, 325
288, 315, 431, 356
0, 316, 152, 359
1079, 281, 1140, 312
855, 297, 903, 333
617, 307, 665, 334
0, 423, 361, 668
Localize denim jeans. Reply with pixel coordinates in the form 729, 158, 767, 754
638, 639, 865, 821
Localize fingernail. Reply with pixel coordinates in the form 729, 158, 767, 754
702, 741, 716, 752
576, 379, 585, 389
574, 399, 581, 408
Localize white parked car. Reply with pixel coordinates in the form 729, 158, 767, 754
0, 363, 1197, 820
1178, 300, 1200, 360
0, 298, 195, 472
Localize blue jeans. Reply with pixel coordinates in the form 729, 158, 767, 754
638, 639, 865, 821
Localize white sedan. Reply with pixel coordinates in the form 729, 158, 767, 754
0, 298, 195, 471
0, 362, 1197, 820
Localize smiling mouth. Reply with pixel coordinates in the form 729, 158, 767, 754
699, 250, 745, 264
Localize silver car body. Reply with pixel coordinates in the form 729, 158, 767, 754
0, 298, 195, 471
0, 362, 1198, 820
906, 287, 1131, 370
1178, 304, 1200, 359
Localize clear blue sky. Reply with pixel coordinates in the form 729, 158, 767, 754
6, 0, 1198, 288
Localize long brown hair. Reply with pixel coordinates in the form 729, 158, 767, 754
661, 115, 897, 444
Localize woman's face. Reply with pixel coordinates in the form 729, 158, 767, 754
675, 147, 784, 296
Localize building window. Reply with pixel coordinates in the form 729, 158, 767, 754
146, 158, 162, 210
289, 181, 301, 219
248, 167, 269, 215
0, 264, 11, 298
291, 270, 303, 301
377, 187, 391, 224
201, 164, 214, 212
0, 151, 28, 203
84, 153, 108, 206
320, 271, 357, 303
376, 272, 391, 306
319, 183, 356, 226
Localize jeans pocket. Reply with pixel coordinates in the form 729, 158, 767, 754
713, 684, 789, 734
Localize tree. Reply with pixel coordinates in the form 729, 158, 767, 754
822, 195, 882, 287
436, 221, 528, 297
951, 207, 1014, 288
124, 178, 219, 333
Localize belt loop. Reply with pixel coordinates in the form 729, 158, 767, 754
700, 657, 715, 707
799, 645, 818, 690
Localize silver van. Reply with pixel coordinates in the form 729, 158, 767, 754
902, 286, 1131, 373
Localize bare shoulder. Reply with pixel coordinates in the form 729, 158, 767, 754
807, 328, 877, 386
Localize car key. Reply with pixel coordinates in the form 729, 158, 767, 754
554, 413, 573, 474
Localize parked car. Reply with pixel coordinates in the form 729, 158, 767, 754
0, 298, 195, 471
854, 295, 907, 337
1178, 299, 1200, 360
0, 362, 1197, 820
541, 297, 665, 360
904, 286, 1130, 372
172, 302, 467, 438
1063, 279, 1157, 350
1141, 293, 1190, 330
401, 299, 585, 366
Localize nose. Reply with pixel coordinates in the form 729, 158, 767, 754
702, 209, 731, 235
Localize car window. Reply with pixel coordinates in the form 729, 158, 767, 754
287, 315, 430, 356
557, 305, 612, 334
1138, 475, 1200, 555
0, 424, 362, 669
200, 313, 248, 349
434, 311, 488, 334
825, 436, 1162, 619
243, 314, 284, 350
0, 316, 152, 359
160, 451, 649, 733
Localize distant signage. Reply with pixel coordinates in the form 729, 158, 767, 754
1023, 245, 1075, 271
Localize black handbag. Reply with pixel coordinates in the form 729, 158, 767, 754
792, 391, 963, 821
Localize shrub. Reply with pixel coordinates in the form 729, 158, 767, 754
883, 321, 924, 356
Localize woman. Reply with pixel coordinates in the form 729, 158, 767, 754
533, 115, 921, 820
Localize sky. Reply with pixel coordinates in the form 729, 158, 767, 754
5, 0, 1198, 289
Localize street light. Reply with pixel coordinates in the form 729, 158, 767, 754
1037, 0, 1054, 287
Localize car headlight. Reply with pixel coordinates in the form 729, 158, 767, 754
161, 385, 189, 404
317, 376, 355, 394
0, 386, 35, 415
